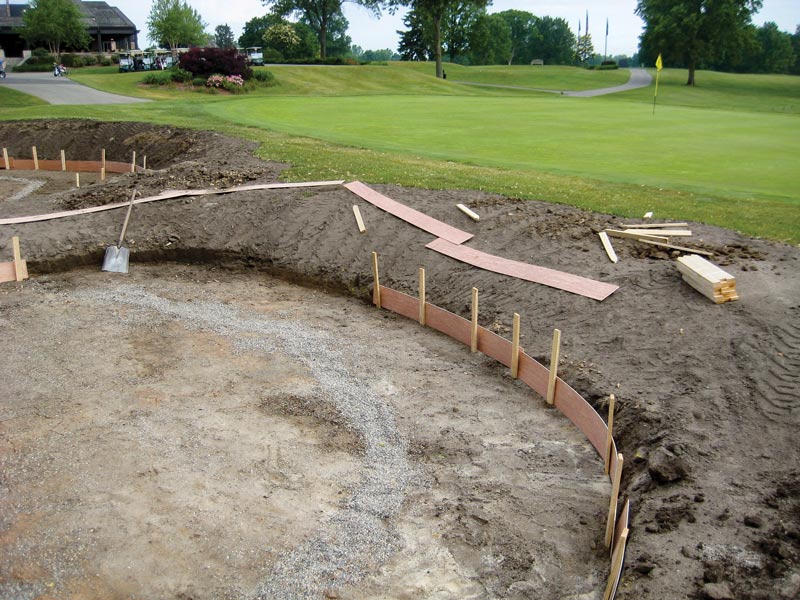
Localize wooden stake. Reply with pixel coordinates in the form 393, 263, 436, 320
2, 148, 8, 170
605, 394, 616, 475
101, 148, 106, 169
418, 267, 426, 325
546, 328, 561, 405
371, 251, 381, 308
76, 172, 80, 188
605, 453, 624, 548
32, 146, 39, 170
603, 527, 629, 600
598, 231, 618, 263
352, 205, 366, 233
101, 167, 106, 181
143, 155, 147, 170
511, 313, 520, 378
60, 149, 66, 171
470, 287, 479, 353
12, 236, 23, 282
131, 151, 136, 173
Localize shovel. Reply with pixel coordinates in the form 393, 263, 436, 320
102, 189, 137, 273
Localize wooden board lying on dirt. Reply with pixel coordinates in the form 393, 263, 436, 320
676, 254, 739, 303
426, 237, 619, 301
0, 260, 28, 283
344, 181, 474, 245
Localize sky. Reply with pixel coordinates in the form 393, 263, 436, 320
106, 0, 798, 57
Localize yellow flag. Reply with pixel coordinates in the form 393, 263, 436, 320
656, 53, 663, 71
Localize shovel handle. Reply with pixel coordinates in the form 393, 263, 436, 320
117, 189, 137, 247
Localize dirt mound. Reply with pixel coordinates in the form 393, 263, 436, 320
1, 120, 799, 599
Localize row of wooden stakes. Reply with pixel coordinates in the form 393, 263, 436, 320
2, 147, 146, 186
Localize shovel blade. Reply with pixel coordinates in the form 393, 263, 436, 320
102, 245, 130, 273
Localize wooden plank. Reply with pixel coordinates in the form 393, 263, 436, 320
605, 394, 616, 475
456, 203, 480, 222
477, 326, 513, 367
677, 254, 734, 283
605, 229, 669, 243
426, 238, 619, 302
623, 229, 692, 237
517, 351, 550, 398
12, 237, 23, 282
418, 267, 426, 325
0, 181, 350, 225
621, 222, 688, 229
61, 149, 66, 171
352, 205, 366, 233
638, 239, 714, 257
425, 303, 472, 347
614, 497, 631, 553
32, 146, 38, 170
553, 379, 609, 458
0, 260, 28, 283
379, 285, 417, 321
598, 231, 618, 263
344, 181, 473, 245
2, 148, 8, 170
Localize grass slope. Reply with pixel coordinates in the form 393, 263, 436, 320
2, 63, 798, 243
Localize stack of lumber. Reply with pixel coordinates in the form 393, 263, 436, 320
676, 254, 739, 304
599, 222, 714, 260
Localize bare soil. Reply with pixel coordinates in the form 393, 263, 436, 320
1, 120, 799, 600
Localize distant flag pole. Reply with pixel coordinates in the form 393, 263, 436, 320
604, 18, 609, 62
653, 53, 663, 115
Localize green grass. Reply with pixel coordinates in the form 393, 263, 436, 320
3, 64, 799, 243
0, 84, 47, 107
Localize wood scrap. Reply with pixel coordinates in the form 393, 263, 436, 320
456, 203, 480, 222
352, 205, 366, 233
676, 254, 738, 303
639, 239, 714, 257
598, 231, 618, 263
620, 222, 688, 229
623, 228, 693, 237
605, 229, 669, 243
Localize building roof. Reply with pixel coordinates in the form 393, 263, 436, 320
1, 1, 136, 32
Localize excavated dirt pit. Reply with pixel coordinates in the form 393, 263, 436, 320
1, 120, 799, 600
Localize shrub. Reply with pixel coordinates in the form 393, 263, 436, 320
32, 47, 50, 59
262, 48, 283, 63
99, 56, 113, 67
178, 47, 252, 80
206, 73, 246, 93
253, 69, 275, 84
142, 71, 172, 85
191, 77, 206, 87
170, 68, 193, 83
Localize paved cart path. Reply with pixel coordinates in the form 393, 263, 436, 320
453, 68, 653, 97
0, 72, 150, 105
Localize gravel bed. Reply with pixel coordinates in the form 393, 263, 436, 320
76, 284, 412, 598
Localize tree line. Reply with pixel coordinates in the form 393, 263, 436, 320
16, 0, 799, 81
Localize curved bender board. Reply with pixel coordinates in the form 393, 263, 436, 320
425, 237, 619, 301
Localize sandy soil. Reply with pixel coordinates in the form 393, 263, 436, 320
1, 120, 799, 600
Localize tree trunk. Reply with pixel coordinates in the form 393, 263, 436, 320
320, 18, 327, 59
434, 16, 443, 78
686, 61, 696, 86
507, 46, 514, 66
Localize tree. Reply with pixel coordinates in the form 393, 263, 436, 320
496, 9, 537, 65
262, 0, 381, 59
636, 0, 763, 85
467, 13, 511, 65
754, 22, 794, 73
263, 22, 302, 57
300, 11, 351, 56
240, 14, 284, 48
214, 24, 236, 49
397, 8, 432, 61
391, 0, 488, 78
20, 0, 88, 58
530, 16, 575, 65
147, 0, 208, 53
575, 32, 594, 64
441, 0, 486, 63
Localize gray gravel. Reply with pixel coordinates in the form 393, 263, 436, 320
75, 284, 412, 599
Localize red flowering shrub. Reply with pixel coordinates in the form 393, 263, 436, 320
178, 48, 252, 80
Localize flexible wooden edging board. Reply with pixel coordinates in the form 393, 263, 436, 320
344, 181, 474, 245
0, 181, 346, 226
0, 260, 28, 283
426, 237, 619, 302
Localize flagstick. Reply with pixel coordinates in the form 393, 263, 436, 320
653, 70, 660, 115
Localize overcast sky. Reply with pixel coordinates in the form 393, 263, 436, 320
110, 0, 798, 57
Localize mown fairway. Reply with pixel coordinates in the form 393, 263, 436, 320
3, 62, 798, 242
